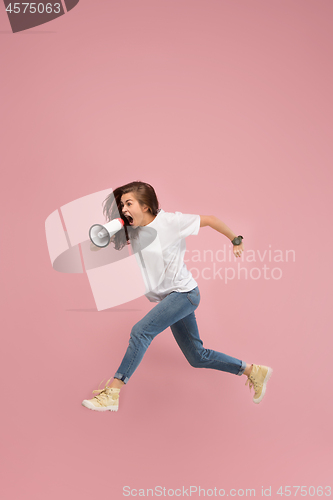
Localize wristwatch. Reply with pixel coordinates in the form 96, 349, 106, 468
231, 235, 243, 246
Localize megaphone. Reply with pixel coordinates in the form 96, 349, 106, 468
89, 218, 125, 248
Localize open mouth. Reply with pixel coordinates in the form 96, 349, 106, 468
125, 215, 134, 225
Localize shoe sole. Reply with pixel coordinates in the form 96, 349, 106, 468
81, 400, 118, 412
253, 367, 273, 404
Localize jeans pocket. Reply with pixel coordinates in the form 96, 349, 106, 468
186, 287, 200, 307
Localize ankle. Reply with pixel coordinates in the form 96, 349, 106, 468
110, 378, 125, 390
244, 363, 253, 377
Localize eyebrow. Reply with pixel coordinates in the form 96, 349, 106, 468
120, 198, 133, 205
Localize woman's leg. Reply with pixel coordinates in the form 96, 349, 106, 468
168, 289, 273, 404
169, 286, 246, 375
112, 288, 199, 385
170, 311, 246, 376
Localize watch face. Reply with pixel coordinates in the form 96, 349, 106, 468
234, 237, 241, 245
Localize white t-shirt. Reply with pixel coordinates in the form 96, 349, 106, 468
129, 209, 200, 302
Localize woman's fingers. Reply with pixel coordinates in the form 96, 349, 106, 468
233, 242, 244, 257
234, 248, 244, 257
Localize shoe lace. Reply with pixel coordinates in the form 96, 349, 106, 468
91, 378, 113, 404
245, 377, 253, 391
245, 376, 259, 392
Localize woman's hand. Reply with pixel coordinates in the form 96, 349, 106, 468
233, 241, 244, 258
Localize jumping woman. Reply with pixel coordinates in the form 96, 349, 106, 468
82, 181, 272, 412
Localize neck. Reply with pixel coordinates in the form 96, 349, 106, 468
142, 212, 156, 226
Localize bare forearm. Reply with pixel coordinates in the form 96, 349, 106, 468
209, 216, 237, 241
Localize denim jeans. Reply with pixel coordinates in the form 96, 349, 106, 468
114, 286, 246, 384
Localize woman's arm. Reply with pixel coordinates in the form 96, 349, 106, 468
200, 215, 236, 240
200, 215, 244, 257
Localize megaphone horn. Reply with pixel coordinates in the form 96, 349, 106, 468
89, 218, 125, 248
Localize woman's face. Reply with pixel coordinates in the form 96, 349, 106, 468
120, 191, 148, 227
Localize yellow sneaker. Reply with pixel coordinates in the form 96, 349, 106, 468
82, 378, 120, 412
245, 364, 273, 404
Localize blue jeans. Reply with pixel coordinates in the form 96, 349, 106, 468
114, 286, 246, 384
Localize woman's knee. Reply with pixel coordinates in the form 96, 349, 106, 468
187, 355, 204, 368
130, 322, 145, 343
129, 322, 152, 346
186, 348, 209, 368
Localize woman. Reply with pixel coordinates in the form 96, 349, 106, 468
82, 181, 272, 411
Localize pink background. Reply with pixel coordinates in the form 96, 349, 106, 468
1, 1, 332, 498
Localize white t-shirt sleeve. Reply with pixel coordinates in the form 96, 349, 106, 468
175, 212, 201, 239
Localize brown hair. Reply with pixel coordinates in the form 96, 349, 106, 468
102, 181, 160, 250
